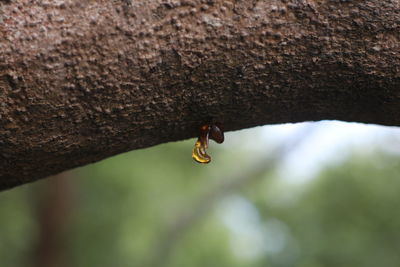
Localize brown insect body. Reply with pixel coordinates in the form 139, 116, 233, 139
209, 123, 224, 144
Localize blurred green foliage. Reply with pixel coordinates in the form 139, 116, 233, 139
0, 130, 399, 267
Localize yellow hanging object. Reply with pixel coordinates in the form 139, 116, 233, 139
192, 122, 224, 164
192, 139, 211, 164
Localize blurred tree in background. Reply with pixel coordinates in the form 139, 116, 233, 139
0, 124, 399, 267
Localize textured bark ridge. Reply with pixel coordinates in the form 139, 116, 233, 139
0, 0, 399, 190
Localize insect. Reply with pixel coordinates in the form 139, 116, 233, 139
192, 122, 224, 164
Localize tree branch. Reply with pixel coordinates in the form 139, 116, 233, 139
0, 0, 399, 189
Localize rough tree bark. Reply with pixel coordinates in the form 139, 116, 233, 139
0, 0, 399, 190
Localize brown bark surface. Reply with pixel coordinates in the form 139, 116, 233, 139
0, 0, 399, 190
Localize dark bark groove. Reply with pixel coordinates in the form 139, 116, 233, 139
0, 0, 399, 190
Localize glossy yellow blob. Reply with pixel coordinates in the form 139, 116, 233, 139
192, 140, 211, 164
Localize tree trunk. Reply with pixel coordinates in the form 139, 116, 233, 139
0, 0, 399, 190
33, 173, 73, 267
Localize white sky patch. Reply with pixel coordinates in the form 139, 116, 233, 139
262, 121, 400, 183
217, 195, 289, 261
222, 121, 400, 183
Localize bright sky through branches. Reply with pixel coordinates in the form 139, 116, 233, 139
264, 121, 400, 183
